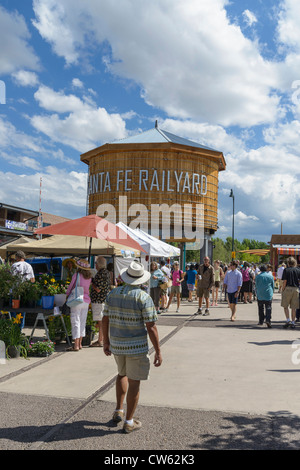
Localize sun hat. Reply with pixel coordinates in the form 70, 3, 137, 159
75, 259, 91, 270
120, 261, 150, 285
62, 258, 76, 267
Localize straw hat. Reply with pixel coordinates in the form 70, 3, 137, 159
62, 258, 76, 268
120, 261, 150, 285
75, 259, 91, 270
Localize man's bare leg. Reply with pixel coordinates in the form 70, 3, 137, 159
126, 379, 140, 421
116, 374, 128, 411
230, 303, 237, 321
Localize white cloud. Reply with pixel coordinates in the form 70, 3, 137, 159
0, 116, 80, 168
32, 0, 282, 127
0, 116, 42, 153
159, 118, 244, 155
0, 5, 39, 74
12, 70, 39, 87
0, 168, 87, 217
242, 10, 258, 27
32, 0, 81, 65
235, 211, 259, 224
31, 85, 127, 151
277, 0, 300, 51
72, 78, 84, 88
1, 151, 41, 171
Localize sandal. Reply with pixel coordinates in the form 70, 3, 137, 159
66, 347, 79, 352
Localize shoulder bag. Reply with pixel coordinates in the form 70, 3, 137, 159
66, 273, 84, 307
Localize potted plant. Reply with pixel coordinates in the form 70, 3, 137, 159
38, 274, 57, 309
46, 315, 65, 343
21, 280, 42, 308
0, 315, 29, 358
11, 272, 25, 309
28, 339, 55, 357
54, 280, 67, 307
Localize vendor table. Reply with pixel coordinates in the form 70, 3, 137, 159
4, 307, 72, 347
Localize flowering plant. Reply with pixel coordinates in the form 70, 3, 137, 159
28, 339, 55, 357
37, 274, 68, 296
0, 315, 29, 358
38, 274, 59, 296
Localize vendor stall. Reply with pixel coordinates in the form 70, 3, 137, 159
6, 234, 141, 258
114, 222, 180, 278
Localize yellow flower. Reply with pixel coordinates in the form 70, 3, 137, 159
44, 280, 47, 284
50, 278, 55, 283
13, 313, 23, 324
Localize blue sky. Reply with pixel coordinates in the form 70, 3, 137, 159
1, 0, 300, 243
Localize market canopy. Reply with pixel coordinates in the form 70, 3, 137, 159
6, 234, 141, 258
116, 222, 180, 258
0, 236, 32, 259
272, 245, 300, 255
237, 249, 270, 256
34, 214, 145, 257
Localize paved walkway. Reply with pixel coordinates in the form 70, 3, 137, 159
1, 292, 300, 450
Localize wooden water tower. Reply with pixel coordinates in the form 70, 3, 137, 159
81, 124, 226, 258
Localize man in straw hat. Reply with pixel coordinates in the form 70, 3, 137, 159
102, 260, 162, 434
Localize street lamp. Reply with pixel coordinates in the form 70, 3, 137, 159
229, 189, 235, 259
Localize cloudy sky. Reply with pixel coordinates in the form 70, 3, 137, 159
1, 0, 300, 242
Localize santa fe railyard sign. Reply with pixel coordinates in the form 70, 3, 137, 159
88, 169, 208, 196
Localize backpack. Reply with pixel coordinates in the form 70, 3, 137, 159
242, 268, 250, 282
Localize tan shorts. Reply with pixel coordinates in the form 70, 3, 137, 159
281, 287, 299, 309
114, 354, 150, 381
197, 286, 210, 298
91, 302, 104, 321
171, 285, 181, 294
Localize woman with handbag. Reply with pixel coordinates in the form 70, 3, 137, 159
65, 259, 92, 351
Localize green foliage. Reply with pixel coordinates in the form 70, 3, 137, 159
0, 263, 15, 300
211, 237, 270, 264
0, 316, 29, 358
184, 237, 270, 265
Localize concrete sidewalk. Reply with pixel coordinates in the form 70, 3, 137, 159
1, 292, 300, 450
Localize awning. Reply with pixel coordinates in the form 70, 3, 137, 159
273, 245, 300, 255
6, 234, 141, 257
237, 249, 270, 256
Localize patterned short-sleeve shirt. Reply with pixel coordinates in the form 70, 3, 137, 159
103, 284, 157, 356
90, 268, 110, 303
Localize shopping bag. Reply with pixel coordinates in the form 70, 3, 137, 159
66, 273, 84, 307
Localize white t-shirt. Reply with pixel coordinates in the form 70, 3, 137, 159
12, 261, 35, 281
277, 266, 285, 279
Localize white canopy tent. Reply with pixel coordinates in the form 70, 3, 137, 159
116, 222, 180, 258
115, 222, 180, 278
138, 229, 180, 258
